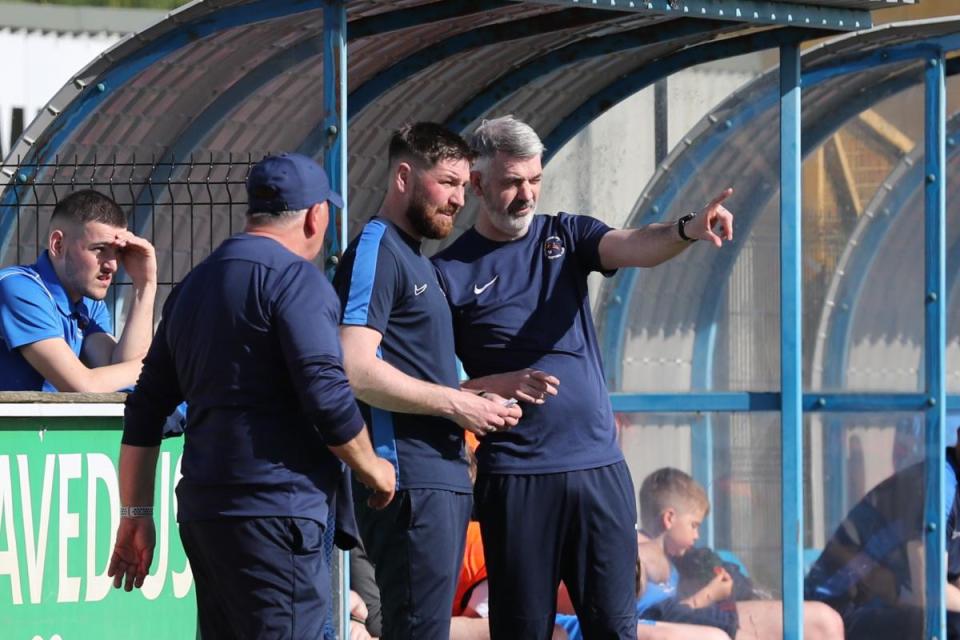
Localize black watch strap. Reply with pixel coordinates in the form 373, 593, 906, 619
677, 213, 697, 242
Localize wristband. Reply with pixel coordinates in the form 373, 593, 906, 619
120, 505, 153, 518
677, 213, 697, 242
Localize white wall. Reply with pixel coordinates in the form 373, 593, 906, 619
0, 27, 121, 159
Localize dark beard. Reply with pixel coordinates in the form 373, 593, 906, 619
406, 187, 456, 240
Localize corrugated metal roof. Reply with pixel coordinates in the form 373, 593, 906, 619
0, 0, 916, 294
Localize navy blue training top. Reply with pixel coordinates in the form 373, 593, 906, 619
432, 213, 623, 475
123, 234, 364, 525
333, 217, 470, 493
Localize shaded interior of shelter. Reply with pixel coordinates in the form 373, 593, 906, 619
0, 0, 947, 607
597, 20, 960, 398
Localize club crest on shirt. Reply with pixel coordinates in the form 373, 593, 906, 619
543, 235, 565, 260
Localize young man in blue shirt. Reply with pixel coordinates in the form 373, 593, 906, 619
334, 123, 521, 640
108, 153, 396, 639
432, 115, 735, 639
0, 189, 157, 392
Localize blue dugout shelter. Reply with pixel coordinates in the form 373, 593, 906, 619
2, 1, 951, 638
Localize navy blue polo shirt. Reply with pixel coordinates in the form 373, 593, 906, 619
123, 234, 364, 525
0, 251, 112, 391
333, 217, 470, 493
432, 213, 623, 475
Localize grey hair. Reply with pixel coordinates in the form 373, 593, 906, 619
246, 208, 308, 225
470, 115, 545, 175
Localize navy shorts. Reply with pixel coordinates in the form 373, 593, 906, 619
475, 461, 638, 640
354, 486, 472, 640
179, 517, 329, 640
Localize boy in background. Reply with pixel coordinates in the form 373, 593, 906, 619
638, 468, 844, 640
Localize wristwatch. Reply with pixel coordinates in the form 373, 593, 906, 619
677, 213, 697, 242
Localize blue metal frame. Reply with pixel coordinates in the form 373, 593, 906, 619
323, 0, 348, 277
529, 0, 872, 30
923, 49, 947, 640
803, 36, 960, 88
600, 55, 958, 393
595, 36, 960, 546
779, 42, 803, 640
322, 3, 350, 635
594, 31, 955, 636
609, 391, 960, 413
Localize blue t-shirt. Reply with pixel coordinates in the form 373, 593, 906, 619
333, 218, 470, 493
0, 251, 112, 391
432, 213, 622, 474
122, 234, 364, 525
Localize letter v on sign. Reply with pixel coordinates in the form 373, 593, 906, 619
19, 454, 55, 604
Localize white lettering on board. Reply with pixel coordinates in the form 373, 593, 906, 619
56, 454, 81, 603
0, 456, 24, 604
19, 454, 54, 604
84, 453, 119, 602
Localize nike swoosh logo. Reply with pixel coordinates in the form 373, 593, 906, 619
414, 284, 428, 296
474, 275, 498, 295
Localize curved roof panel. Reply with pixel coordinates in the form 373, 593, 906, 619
1, 0, 904, 213
813, 111, 960, 392
597, 17, 960, 393
0, 0, 916, 354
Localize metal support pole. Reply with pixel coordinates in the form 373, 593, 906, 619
923, 49, 947, 640
322, 2, 350, 637
691, 414, 715, 547
779, 42, 803, 640
323, 0, 348, 278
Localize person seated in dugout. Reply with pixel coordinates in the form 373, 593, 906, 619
637, 467, 844, 640
554, 553, 730, 640
0, 189, 157, 392
806, 429, 960, 640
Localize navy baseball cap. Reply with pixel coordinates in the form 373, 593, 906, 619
246, 153, 343, 213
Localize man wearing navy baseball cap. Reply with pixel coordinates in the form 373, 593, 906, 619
247, 152, 344, 213
110, 153, 395, 638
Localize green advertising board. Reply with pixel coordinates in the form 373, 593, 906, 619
0, 402, 196, 640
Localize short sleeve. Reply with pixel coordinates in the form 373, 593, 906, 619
0, 272, 63, 349
84, 300, 113, 336
333, 225, 400, 336
558, 213, 614, 275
